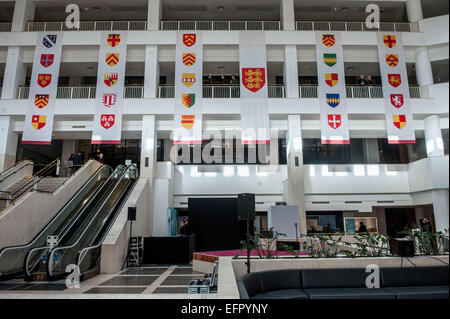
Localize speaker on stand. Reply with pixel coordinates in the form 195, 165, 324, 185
237, 193, 255, 274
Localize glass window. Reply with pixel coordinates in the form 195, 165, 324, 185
303, 139, 365, 164
306, 212, 344, 234
378, 139, 410, 164
442, 129, 449, 155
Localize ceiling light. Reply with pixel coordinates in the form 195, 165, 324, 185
217, 66, 225, 71
87, 66, 95, 71
217, 6, 225, 12
91, 7, 100, 12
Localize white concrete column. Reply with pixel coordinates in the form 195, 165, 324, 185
0, 116, 18, 171
1, 47, 26, 99
11, 0, 35, 32
406, 0, 423, 22
415, 47, 434, 87
144, 45, 159, 99
432, 190, 449, 232
283, 45, 299, 98
147, 0, 162, 31
424, 115, 445, 157
280, 0, 296, 31
286, 115, 307, 236
141, 115, 157, 236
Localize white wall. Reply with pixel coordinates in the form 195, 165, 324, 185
419, 15, 450, 46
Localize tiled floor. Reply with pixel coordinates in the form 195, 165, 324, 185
0, 265, 207, 295
85, 265, 204, 294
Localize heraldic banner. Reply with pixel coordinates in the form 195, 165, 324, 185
315, 32, 350, 144
239, 32, 270, 144
173, 31, 203, 144
92, 32, 128, 144
22, 32, 63, 145
377, 33, 415, 144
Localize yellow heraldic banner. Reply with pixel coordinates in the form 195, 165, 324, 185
377, 33, 415, 144
315, 32, 350, 144
92, 32, 128, 144
173, 32, 203, 144
22, 32, 63, 145
239, 32, 270, 144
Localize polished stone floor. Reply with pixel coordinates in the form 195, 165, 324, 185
0, 265, 205, 295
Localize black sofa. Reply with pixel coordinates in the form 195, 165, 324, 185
237, 266, 449, 299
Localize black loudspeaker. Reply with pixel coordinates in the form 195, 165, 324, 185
128, 207, 136, 221
237, 193, 255, 221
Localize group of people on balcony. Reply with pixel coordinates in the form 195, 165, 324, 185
357, 74, 377, 86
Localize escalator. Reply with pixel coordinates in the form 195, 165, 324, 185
0, 164, 112, 280
39, 164, 139, 281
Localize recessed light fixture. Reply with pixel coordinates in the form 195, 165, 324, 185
91, 7, 100, 12
87, 66, 95, 71
217, 66, 225, 71
217, 6, 225, 12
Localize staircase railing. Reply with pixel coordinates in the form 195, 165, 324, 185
0, 159, 62, 208
0, 159, 33, 184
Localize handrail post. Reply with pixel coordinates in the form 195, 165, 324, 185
33, 176, 39, 191
56, 159, 61, 176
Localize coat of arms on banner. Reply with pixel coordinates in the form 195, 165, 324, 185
181, 115, 195, 130
327, 114, 342, 129
393, 114, 407, 129
242, 68, 266, 93
37, 74, 52, 88
104, 73, 119, 87
322, 35, 336, 47
182, 53, 196, 66
182, 94, 195, 108
43, 35, 57, 48
182, 73, 196, 87
101, 114, 115, 129
183, 34, 196, 47
31, 115, 47, 130
388, 74, 401, 88
102, 93, 118, 107
323, 54, 337, 67
106, 53, 120, 67
326, 94, 340, 108
34, 94, 49, 108
40, 54, 54, 68
390, 94, 404, 108
107, 34, 121, 47
385, 54, 399, 67
383, 35, 397, 48
325, 73, 338, 87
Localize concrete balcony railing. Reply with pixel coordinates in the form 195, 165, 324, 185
160, 20, 281, 31
26, 20, 147, 32
298, 85, 421, 99
0, 22, 12, 32
15, 85, 421, 99
295, 21, 418, 32
19, 20, 418, 32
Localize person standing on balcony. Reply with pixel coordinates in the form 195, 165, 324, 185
367, 75, 376, 86
230, 74, 239, 85
358, 74, 367, 86
73, 151, 83, 171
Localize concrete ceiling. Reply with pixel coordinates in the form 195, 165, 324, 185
3, 0, 440, 23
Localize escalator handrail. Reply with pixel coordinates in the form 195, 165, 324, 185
0, 163, 112, 260
76, 165, 139, 268
47, 164, 131, 277
22, 165, 114, 276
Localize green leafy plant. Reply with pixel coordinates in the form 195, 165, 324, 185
237, 227, 296, 259
306, 234, 344, 258
399, 225, 449, 256
342, 233, 390, 257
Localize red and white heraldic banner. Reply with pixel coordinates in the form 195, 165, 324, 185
377, 33, 415, 144
173, 31, 203, 144
239, 32, 270, 145
22, 32, 63, 145
91, 32, 128, 144
315, 32, 350, 145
